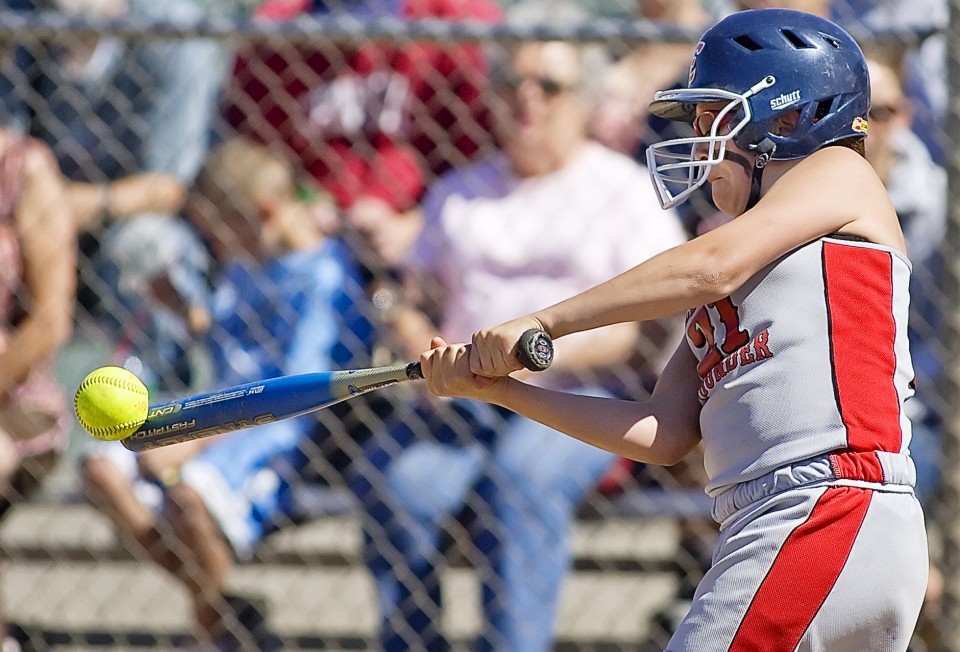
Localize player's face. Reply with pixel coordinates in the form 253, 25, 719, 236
694, 102, 752, 216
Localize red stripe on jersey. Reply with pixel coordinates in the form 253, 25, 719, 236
823, 243, 902, 453
728, 487, 872, 652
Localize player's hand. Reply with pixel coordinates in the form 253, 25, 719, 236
470, 316, 547, 378
420, 337, 504, 401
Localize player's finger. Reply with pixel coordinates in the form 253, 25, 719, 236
471, 336, 490, 376
471, 329, 510, 376
422, 343, 463, 396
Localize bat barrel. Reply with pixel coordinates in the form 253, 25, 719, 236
119, 330, 552, 452
122, 364, 419, 451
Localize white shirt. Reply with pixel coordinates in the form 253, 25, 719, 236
413, 141, 687, 341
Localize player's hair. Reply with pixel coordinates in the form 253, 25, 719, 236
830, 137, 866, 158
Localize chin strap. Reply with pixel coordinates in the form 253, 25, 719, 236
744, 138, 777, 211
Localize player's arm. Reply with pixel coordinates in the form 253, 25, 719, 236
0, 141, 76, 399
421, 338, 703, 466
470, 146, 899, 377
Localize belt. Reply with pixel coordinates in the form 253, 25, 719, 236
712, 450, 916, 525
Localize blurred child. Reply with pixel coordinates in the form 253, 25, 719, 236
81, 137, 375, 650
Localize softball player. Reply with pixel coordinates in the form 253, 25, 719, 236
419, 8, 928, 651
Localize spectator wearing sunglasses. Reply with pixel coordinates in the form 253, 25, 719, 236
344, 2, 687, 650
863, 57, 945, 505
590, 0, 726, 238
864, 54, 947, 646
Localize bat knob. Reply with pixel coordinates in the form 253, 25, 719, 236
406, 362, 425, 381
517, 329, 554, 372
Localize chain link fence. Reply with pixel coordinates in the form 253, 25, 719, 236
0, 1, 955, 650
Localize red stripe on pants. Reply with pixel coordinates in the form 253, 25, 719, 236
728, 487, 872, 652
822, 243, 901, 453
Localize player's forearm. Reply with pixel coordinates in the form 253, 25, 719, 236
491, 377, 693, 466
546, 322, 637, 373
535, 245, 737, 340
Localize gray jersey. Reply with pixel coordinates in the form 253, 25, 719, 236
685, 236, 915, 496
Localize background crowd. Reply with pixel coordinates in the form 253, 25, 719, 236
0, 0, 950, 651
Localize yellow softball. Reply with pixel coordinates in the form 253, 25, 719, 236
74, 366, 150, 441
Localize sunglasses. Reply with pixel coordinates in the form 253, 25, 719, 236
868, 104, 901, 122
692, 109, 738, 137
498, 73, 573, 98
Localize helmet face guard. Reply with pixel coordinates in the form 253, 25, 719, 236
646, 77, 775, 209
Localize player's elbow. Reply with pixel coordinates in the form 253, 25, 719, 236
688, 246, 748, 301
637, 423, 701, 467
691, 263, 738, 300
645, 442, 696, 467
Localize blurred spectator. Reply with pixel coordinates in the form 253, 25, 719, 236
81, 137, 376, 650
69, 172, 187, 234
591, 0, 711, 157
864, 57, 945, 507
225, 0, 504, 219
864, 54, 948, 651
99, 212, 212, 394
0, 0, 249, 338
0, 129, 76, 651
841, 0, 948, 165
728, 0, 827, 12
4, 0, 245, 182
346, 11, 688, 649
588, 0, 735, 236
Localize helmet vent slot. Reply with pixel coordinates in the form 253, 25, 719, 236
733, 35, 763, 51
814, 99, 833, 122
820, 33, 842, 49
781, 29, 814, 49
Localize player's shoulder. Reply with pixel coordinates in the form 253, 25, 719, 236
800, 145, 878, 179
774, 146, 902, 250
784, 146, 888, 206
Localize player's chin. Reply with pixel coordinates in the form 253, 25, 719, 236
710, 183, 746, 218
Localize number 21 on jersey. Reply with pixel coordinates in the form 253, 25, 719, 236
686, 297, 750, 378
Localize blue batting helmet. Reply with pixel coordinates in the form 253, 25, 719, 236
646, 9, 870, 208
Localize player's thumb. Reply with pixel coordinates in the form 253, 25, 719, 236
430, 336, 448, 349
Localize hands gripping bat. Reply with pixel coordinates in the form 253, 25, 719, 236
122, 329, 554, 452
